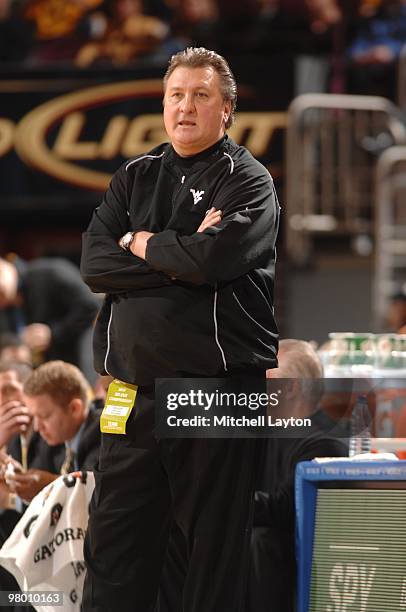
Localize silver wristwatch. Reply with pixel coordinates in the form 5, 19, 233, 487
118, 232, 136, 251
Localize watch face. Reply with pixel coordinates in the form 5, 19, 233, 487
120, 232, 134, 250
124, 233, 133, 248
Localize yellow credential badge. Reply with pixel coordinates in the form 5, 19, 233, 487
100, 379, 138, 434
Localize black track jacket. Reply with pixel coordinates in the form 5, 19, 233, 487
80, 136, 280, 386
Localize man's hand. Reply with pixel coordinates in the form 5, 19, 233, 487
197, 208, 222, 233
22, 323, 52, 352
10, 469, 58, 503
0, 400, 31, 447
354, 46, 395, 66
1, 453, 24, 482
129, 231, 154, 260
127, 208, 222, 262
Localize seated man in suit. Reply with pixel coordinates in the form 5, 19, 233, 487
0, 361, 64, 602
0, 361, 65, 524
6, 360, 101, 504
246, 339, 348, 612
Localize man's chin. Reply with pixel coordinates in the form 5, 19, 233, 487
42, 435, 59, 446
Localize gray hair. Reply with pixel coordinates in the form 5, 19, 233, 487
163, 47, 237, 129
276, 339, 324, 406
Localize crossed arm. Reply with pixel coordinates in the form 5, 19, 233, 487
130, 207, 222, 259
81, 164, 278, 292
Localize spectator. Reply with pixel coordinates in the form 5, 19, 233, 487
0, 255, 99, 380
246, 339, 347, 612
23, 0, 106, 64
0, 0, 34, 63
0, 334, 32, 366
386, 292, 406, 332
305, 0, 342, 33
347, 0, 406, 99
0, 361, 64, 599
6, 360, 102, 504
246, 0, 341, 55
0, 361, 65, 509
0, 362, 33, 453
76, 0, 170, 67
171, 0, 220, 51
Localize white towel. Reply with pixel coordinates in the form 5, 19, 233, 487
0, 472, 95, 612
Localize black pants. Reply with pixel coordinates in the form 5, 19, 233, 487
82, 389, 260, 612
246, 527, 296, 612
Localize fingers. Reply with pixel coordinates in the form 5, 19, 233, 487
204, 207, 221, 218
0, 449, 10, 464
10, 473, 39, 497
4, 461, 24, 487
22, 323, 51, 351
0, 403, 31, 432
0, 401, 30, 418
12, 472, 39, 485
197, 208, 222, 233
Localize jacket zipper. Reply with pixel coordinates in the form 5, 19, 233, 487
171, 174, 186, 213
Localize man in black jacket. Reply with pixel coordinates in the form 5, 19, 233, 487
80, 46, 280, 612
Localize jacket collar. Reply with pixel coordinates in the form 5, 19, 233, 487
164, 135, 234, 176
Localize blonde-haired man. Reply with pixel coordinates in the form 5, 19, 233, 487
8, 361, 101, 502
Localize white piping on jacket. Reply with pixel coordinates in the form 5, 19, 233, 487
247, 273, 269, 305
104, 302, 114, 376
213, 288, 228, 372
223, 152, 234, 174
232, 291, 278, 337
125, 152, 164, 171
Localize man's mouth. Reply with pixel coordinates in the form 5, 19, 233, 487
178, 121, 196, 126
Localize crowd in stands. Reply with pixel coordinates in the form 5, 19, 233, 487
0, 0, 405, 99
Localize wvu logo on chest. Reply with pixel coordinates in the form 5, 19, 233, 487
190, 189, 205, 206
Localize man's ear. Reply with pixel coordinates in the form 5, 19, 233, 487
224, 99, 232, 124
68, 398, 83, 418
285, 379, 301, 400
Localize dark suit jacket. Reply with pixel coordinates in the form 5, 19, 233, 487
2, 257, 99, 367
0, 403, 101, 545
76, 403, 102, 471
34, 401, 102, 474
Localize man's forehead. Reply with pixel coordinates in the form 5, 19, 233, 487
166, 65, 218, 88
26, 393, 59, 414
0, 370, 19, 386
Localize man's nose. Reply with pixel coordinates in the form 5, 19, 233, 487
180, 92, 195, 114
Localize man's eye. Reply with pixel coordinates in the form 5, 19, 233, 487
197, 92, 208, 98
171, 92, 182, 99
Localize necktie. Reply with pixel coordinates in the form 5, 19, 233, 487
60, 446, 74, 475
